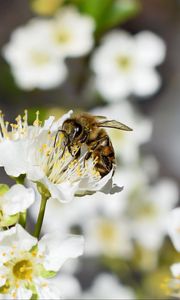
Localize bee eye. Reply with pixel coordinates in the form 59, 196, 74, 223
74, 124, 82, 137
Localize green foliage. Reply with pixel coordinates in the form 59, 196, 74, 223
100, 0, 141, 31
0, 184, 9, 196
75, 0, 141, 33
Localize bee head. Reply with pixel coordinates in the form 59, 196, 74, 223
62, 119, 83, 142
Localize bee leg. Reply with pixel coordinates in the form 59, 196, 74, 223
68, 145, 81, 159
54, 129, 68, 147
54, 130, 70, 159
83, 151, 92, 167
90, 135, 109, 150
85, 151, 92, 160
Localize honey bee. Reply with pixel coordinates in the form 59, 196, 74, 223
55, 113, 132, 177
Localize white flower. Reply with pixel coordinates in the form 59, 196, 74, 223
82, 273, 136, 299
47, 6, 95, 58
92, 101, 152, 164
30, 188, 126, 235
167, 263, 180, 298
30, 186, 130, 258
0, 110, 114, 203
3, 19, 67, 90
0, 224, 84, 299
91, 30, 166, 101
83, 215, 133, 258
171, 263, 180, 278
0, 184, 35, 228
50, 274, 81, 299
115, 168, 179, 250
167, 208, 180, 252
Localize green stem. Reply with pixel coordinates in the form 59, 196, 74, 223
33, 194, 48, 238
13, 174, 26, 185
19, 211, 27, 228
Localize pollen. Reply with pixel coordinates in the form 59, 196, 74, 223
0, 110, 32, 141
13, 259, 33, 280
33, 111, 42, 127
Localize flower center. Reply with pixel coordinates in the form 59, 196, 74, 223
54, 29, 71, 44
116, 55, 132, 71
13, 259, 33, 280
31, 51, 50, 66
128, 189, 157, 220
97, 220, 118, 243
39, 132, 100, 185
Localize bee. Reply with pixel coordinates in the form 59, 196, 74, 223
55, 113, 132, 177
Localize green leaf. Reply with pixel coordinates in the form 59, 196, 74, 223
78, 0, 113, 24
100, 0, 141, 31
76, 0, 141, 33
0, 184, 9, 196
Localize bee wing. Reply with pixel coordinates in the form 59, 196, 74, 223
97, 120, 133, 131
95, 115, 107, 120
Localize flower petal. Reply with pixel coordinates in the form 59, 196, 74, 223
39, 233, 84, 272
2, 185, 35, 215
95, 74, 131, 101
0, 224, 37, 252
0, 266, 8, 287
15, 287, 32, 300
0, 140, 28, 177
50, 110, 73, 132
34, 278, 62, 300
43, 178, 78, 203
132, 68, 161, 97
167, 208, 180, 252
135, 30, 166, 67
171, 263, 180, 278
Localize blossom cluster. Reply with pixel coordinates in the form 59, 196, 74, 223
1, 1, 179, 299
3, 6, 95, 90
3, 4, 165, 102
0, 109, 118, 299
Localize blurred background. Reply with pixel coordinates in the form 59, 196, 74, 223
0, 0, 180, 299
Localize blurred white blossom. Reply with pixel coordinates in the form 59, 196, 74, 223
92, 101, 152, 164
0, 184, 34, 228
115, 168, 179, 250
47, 6, 95, 58
0, 224, 84, 299
168, 261, 180, 298
166, 208, 180, 298
39, 191, 132, 258
91, 30, 166, 101
83, 215, 133, 258
167, 208, 180, 252
82, 273, 136, 299
3, 19, 67, 90
3, 6, 95, 90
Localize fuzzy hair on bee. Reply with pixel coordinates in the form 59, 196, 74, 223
55, 113, 132, 177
